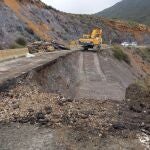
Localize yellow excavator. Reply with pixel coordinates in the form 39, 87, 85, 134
79, 28, 102, 51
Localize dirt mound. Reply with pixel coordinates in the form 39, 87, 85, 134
0, 67, 119, 137
111, 77, 150, 136
126, 79, 150, 113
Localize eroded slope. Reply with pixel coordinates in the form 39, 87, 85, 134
0, 0, 150, 49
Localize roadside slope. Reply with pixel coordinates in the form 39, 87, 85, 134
0, 0, 150, 49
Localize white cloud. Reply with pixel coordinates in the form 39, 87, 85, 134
41, 0, 121, 14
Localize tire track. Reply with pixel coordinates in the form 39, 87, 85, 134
93, 53, 106, 81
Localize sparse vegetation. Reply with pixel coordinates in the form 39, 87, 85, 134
136, 76, 150, 90
9, 37, 27, 49
1, 0, 149, 50
15, 37, 27, 46
127, 20, 138, 27
44, 5, 58, 12
97, 0, 150, 26
113, 46, 130, 64
9, 43, 24, 49
135, 47, 150, 62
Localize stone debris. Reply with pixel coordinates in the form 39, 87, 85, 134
27, 41, 70, 54
0, 80, 119, 136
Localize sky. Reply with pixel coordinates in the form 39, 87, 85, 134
41, 0, 121, 14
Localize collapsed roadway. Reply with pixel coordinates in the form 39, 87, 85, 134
0, 49, 149, 150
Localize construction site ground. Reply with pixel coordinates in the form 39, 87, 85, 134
0, 49, 149, 149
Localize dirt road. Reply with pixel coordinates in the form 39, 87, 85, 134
76, 51, 135, 100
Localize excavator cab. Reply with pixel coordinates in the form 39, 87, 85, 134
79, 28, 102, 51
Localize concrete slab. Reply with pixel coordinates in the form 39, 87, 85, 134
0, 50, 77, 87
0, 48, 28, 62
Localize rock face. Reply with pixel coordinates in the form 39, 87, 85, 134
0, 1, 32, 47
0, 0, 150, 49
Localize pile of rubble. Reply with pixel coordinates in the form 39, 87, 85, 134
0, 79, 118, 136
27, 41, 69, 54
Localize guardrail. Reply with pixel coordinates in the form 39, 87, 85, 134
0, 48, 28, 62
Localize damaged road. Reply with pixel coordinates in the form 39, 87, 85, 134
0, 50, 149, 149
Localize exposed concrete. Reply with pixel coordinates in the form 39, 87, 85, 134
75, 52, 136, 100
0, 50, 77, 91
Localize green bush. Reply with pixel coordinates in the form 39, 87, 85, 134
113, 46, 130, 64
15, 37, 27, 46
9, 43, 24, 49
127, 20, 138, 27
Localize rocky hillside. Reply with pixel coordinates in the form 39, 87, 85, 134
0, 0, 150, 49
97, 0, 150, 26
